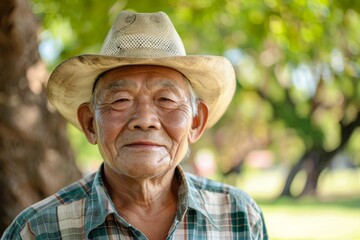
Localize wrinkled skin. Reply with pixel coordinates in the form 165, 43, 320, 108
78, 65, 208, 182
78, 65, 208, 239
77, 65, 208, 239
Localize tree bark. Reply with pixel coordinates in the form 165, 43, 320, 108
279, 151, 308, 197
0, 0, 81, 234
299, 150, 327, 196
280, 112, 360, 198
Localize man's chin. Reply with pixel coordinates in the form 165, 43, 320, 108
116, 156, 174, 178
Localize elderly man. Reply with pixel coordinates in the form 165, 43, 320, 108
2, 11, 267, 239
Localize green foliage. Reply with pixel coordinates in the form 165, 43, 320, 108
31, 0, 360, 171
67, 125, 102, 171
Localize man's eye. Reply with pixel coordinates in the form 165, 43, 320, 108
114, 98, 129, 103
111, 98, 131, 108
159, 97, 173, 102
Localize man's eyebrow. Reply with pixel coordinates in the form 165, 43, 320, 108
105, 80, 137, 91
157, 80, 179, 89
101, 78, 188, 94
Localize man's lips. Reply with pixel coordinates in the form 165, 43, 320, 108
123, 141, 163, 148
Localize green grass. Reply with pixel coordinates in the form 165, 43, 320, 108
230, 168, 360, 240
259, 196, 360, 240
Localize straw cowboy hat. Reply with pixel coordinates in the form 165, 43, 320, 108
47, 11, 236, 129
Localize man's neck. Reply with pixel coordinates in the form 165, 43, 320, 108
104, 165, 178, 204
103, 165, 179, 239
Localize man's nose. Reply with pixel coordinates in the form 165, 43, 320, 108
128, 100, 161, 131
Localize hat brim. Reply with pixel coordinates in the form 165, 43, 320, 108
47, 54, 236, 130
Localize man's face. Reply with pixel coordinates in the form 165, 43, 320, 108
79, 65, 207, 179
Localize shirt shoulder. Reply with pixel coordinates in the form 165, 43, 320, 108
186, 172, 254, 203
185, 173, 268, 239
1, 173, 96, 240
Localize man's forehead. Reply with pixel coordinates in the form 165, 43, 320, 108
103, 65, 183, 78
96, 65, 190, 90
104, 78, 182, 91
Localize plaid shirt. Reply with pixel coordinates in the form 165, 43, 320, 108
2, 165, 268, 239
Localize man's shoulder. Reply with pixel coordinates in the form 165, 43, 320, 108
185, 173, 252, 200
184, 172, 263, 216
1, 172, 96, 239
31, 172, 95, 213
184, 173, 267, 239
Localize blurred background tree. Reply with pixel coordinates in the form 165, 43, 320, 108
0, 0, 81, 234
1, 0, 360, 235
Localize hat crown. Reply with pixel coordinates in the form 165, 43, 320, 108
101, 11, 186, 58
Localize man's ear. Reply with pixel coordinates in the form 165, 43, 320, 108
77, 103, 97, 145
189, 100, 209, 143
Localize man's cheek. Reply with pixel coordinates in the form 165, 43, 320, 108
161, 109, 192, 128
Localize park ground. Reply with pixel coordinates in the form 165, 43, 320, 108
235, 168, 360, 240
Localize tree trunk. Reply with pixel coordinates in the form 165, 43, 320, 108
280, 112, 360, 198
0, 0, 81, 234
280, 149, 329, 197
299, 150, 327, 196
279, 152, 308, 197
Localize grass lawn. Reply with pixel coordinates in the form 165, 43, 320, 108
230, 168, 360, 240
259, 196, 360, 240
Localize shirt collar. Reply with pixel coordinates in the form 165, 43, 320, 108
84, 164, 130, 236
84, 164, 219, 236
176, 166, 220, 230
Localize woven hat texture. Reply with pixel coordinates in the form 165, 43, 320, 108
47, 11, 236, 129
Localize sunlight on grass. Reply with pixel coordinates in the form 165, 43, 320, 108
261, 200, 360, 240
235, 168, 360, 240
260, 198, 360, 240
320, 168, 360, 196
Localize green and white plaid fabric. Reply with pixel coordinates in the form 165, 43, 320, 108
2, 165, 268, 239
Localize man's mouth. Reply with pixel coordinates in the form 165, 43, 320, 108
124, 141, 163, 148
